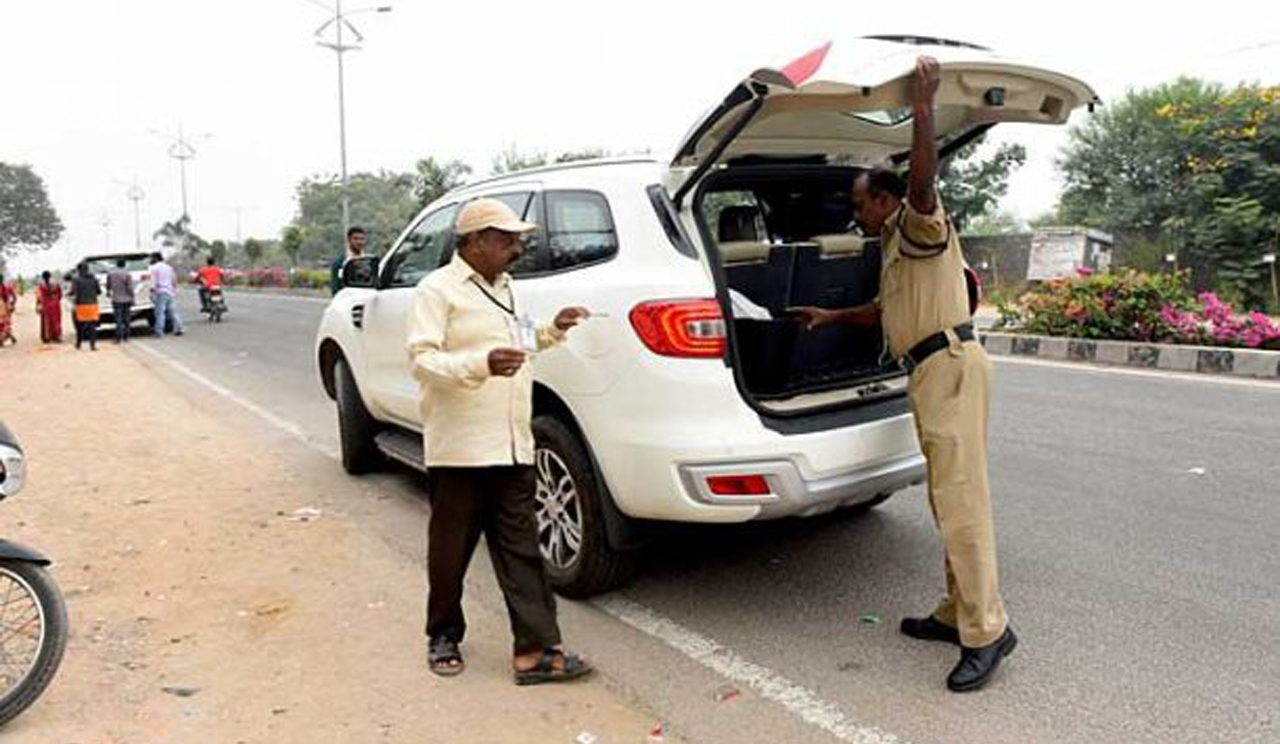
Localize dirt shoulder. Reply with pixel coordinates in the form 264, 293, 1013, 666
0, 304, 671, 744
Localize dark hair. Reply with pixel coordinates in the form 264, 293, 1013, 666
42, 270, 51, 281
347, 226, 367, 239
117, 258, 127, 268
150, 252, 163, 263
861, 168, 908, 199
206, 256, 215, 266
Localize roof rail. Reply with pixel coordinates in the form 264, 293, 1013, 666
862, 35, 991, 52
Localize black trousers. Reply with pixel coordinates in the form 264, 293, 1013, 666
113, 302, 132, 342
74, 319, 98, 349
426, 466, 561, 655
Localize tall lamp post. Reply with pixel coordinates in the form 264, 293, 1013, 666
308, 0, 392, 239
115, 179, 146, 250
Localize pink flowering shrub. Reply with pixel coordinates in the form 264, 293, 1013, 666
999, 271, 1280, 350
1161, 293, 1280, 349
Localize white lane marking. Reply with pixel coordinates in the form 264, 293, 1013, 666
595, 597, 904, 744
993, 355, 1280, 391
135, 339, 905, 744
132, 343, 342, 460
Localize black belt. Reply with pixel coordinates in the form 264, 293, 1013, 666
901, 323, 975, 373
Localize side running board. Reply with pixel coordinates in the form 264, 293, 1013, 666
374, 430, 426, 472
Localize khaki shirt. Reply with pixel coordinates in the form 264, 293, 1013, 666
406, 253, 564, 468
878, 197, 971, 359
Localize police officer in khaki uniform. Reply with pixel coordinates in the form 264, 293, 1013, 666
795, 56, 1016, 692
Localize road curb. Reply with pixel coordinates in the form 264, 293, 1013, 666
979, 331, 1280, 380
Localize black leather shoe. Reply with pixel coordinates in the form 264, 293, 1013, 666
947, 627, 1017, 692
900, 616, 961, 646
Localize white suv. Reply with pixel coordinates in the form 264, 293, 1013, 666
82, 252, 155, 329
315, 36, 1096, 596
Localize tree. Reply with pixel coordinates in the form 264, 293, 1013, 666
208, 240, 228, 266
280, 226, 304, 268
937, 137, 1027, 232
288, 170, 420, 265
0, 163, 64, 258
1057, 79, 1280, 305
413, 157, 471, 209
492, 145, 549, 174
154, 215, 207, 259
965, 210, 1024, 236
243, 237, 265, 267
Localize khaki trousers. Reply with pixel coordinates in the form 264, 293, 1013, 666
908, 338, 1007, 648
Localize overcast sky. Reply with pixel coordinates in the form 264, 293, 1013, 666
3, 1, 1278, 275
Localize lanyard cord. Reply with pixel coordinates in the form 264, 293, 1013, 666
468, 276, 516, 316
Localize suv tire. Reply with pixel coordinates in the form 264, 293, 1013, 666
335, 357, 382, 474
533, 415, 638, 598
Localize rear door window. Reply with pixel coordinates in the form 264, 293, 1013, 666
545, 190, 618, 271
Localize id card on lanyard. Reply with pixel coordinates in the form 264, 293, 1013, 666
470, 276, 538, 353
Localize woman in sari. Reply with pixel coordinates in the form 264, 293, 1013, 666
36, 270, 63, 343
0, 275, 15, 347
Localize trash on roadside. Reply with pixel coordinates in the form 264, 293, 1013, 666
367, 601, 386, 610
1187, 467, 1207, 476
712, 683, 741, 703
129, 498, 152, 506
161, 686, 200, 698
287, 507, 323, 522
859, 613, 881, 627
575, 732, 599, 744
648, 722, 667, 741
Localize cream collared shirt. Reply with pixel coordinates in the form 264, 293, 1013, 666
406, 253, 565, 468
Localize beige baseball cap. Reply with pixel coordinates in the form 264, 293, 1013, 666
454, 198, 536, 236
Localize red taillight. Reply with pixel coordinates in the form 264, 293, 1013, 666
629, 299, 726, 358
706, 475, 771, 496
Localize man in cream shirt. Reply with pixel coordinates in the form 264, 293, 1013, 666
406, 197, 592, 685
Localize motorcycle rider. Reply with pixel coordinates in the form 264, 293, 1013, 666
196, 256, 226, 314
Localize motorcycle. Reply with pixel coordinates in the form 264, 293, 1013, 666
200, 285, 227, 323
0, 422, 68, 727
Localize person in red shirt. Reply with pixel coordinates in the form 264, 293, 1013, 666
196, 257, 225, 313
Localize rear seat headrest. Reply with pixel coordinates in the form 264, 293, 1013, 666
718, 241, 772, 264
718, 205, 763, 243
813, 234, 868, 257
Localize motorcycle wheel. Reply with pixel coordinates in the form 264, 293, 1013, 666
0, 561, 68, 727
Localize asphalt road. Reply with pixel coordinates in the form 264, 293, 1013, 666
130, 289, 1280, 744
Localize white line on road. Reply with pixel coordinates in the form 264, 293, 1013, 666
131, 342, 342, 460
993, 355, 1280, 391
131, 338, 903, 744
595, 597, 904, 744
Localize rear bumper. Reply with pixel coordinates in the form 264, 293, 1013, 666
679, 452, 926, 519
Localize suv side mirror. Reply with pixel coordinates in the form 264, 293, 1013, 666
342, 256, 380, 289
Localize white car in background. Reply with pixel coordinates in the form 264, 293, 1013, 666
82, 252, 155, 330
314, 36, 1097, 597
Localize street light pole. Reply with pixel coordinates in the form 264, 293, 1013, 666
126, 181, 145, 250
312, 1, 392, 241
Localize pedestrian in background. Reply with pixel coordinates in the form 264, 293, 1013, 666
70, 263, 101, 351
36, 270, 63, 343
0, 274, 16, 347
106, 258, 135, 343
148, 252, 184, 337
406, 198, 592, 685
329, 226, 368, 295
